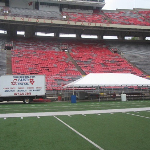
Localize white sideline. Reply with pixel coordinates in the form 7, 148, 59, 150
0, 107, 150, 118
54, 116, 104, 150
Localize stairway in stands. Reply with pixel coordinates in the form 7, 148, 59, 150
66, 52, 86, 75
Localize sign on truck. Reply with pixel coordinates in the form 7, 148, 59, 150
0, 75, 46, 103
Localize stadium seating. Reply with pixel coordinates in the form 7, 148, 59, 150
106, 41, 150, 76
70, 42, 144, 76
138, 10, 150, 20
62, 12, 108, 23
12, 39, 83, 90
104, 10, 150, 26
62, 10, 150, 26
0, 6, 62, 20
11, 39, 145, 90
12, 49, 81, 90
0, 37, 9, 76
0, 6, 150, 26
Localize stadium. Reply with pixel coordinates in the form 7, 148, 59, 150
1, 0, 150, 149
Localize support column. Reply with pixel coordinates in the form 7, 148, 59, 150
5, 0, 9, 7
118, 35, 124, 40
139, 36, 146, 40
25, 26, 35, 38
35, 2, 39, 10
98, 35, 103, 40
55, 32, 59, 38
7, 25, 17, 38
76, 33, 81, 39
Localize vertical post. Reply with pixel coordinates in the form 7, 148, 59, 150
73, 86, 74, 95
98, 86, 100, 102
149, 87, 150, 100
142, 86, 144, 100
112, 87, 113, 101
61, 82, 62, 93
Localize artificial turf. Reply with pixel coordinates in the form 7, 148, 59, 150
0, 117, 98, 150
57, 113, 150, 150
0, 100, 150, 114
1, 112, 150, 150
1, 101, 150, 150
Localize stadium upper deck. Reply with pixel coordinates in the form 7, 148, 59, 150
38, 0, 105, 7
6, 0, 105, 10
0, 6, 150, 26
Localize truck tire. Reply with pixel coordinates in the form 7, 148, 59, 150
23, 98, 30, 104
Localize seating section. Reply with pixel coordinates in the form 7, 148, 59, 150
62, 12, 108, 23
12, 39, 82, 90
62, 10, 150, 26
106, 41, 150, 76
0, 50, 7, 76
12, 49, 81, 90
0, 6, 62, 20
11, 39, 146, 90
103, 10, 150, 26
0, 6, 150, 26
0, 37, 7, 76
138, 10, 150, 21
70, 42, 144, 77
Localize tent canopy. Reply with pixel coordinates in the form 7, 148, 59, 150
64, 73, 150, 88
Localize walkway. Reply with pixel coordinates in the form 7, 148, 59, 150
0, 107, 150, 118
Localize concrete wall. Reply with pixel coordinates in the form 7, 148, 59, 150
39, 5, 59, 12
0, 2, 5, 6
9, 0, 33, 9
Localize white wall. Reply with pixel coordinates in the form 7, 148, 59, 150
39, 5, 59, 12
62, 8, 93, 13
9, 0, 33, 9
0, 2, 5, 7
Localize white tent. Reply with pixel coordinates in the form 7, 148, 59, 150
64, 73, 150, 88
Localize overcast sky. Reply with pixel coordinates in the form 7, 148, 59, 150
103, 0, 150, 10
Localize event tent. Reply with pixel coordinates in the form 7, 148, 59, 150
64, 73, 150, 88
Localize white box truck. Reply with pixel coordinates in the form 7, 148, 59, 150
0, 75, 46, 103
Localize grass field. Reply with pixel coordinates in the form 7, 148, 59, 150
0, 101, 150, 150
1, 100, 150, 114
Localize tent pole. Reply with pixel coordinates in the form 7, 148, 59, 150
73, 86, 74, 95
98, 86, 100, 102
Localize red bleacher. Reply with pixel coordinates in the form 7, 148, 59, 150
70, 42, 144, 76
138, 10, 150, 20
11, 39, 145, 90
1, 6, 150, 26
62, 12, 108, 24
104, 11, 150, 26
12, 49, 81, 90
12, 39, 82, 90
62, 10, 150, 26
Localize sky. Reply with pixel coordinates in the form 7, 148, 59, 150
103, 0, 150, 10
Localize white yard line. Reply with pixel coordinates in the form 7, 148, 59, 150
1, 107, 150, 118
125, 112, 150, 119
54, 116, 104, 150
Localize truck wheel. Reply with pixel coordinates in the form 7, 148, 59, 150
24, 98, 30, 104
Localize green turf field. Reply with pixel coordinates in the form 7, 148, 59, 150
0, 101, 150, 150
0, 100, 150, 114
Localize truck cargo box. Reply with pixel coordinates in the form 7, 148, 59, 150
0, 75, 46, 98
